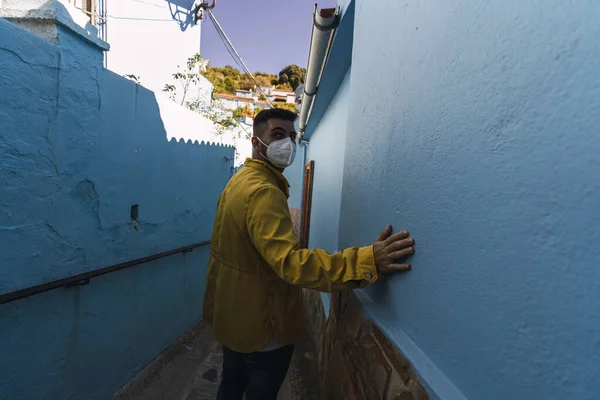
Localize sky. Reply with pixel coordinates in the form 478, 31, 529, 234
199, 0, 337, 75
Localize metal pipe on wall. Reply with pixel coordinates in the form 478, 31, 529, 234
298, 5, 339, 140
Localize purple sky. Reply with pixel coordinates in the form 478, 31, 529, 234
200, 0, 337, 74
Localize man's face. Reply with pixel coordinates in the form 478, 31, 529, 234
252, 118, 298, 170
259, 118, 297, 146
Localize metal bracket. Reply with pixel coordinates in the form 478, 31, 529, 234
193, 0, 217, 24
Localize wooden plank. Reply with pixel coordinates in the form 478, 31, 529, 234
300, 161, 315, 249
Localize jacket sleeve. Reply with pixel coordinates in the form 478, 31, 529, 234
247, 185, 379, 292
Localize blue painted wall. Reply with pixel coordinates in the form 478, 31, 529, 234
307, 70, 350, 254
0, 18, 233, 400
285, 0, 355, 220
319, 0, 600, 399
305, 70, 351, 316
283, 143, 305, 210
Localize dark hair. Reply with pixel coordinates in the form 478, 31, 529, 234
253, 108, 297, 137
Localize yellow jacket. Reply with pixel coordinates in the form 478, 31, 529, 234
202, 158, 378, 353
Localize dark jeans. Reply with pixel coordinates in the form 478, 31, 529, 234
216, 344, 294, 400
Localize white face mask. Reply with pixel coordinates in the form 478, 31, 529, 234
257, 137, 297, 168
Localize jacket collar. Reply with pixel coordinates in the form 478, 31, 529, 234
245, 158, 290, 198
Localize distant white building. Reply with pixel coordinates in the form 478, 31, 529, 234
214, 93, 271, 111
295, 84, 304, 112
214, 85, 297, 113
253, 86, 297, 104
235, 89, 253, 99
270, 87, 296, 101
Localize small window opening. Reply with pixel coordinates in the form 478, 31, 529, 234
130, 204, 139, 221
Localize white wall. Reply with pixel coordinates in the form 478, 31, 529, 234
104, 0, 250, 165
105, 0, 205, 96
156, 96, 252, 165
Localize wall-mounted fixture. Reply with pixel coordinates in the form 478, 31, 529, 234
298, 6, 340, 141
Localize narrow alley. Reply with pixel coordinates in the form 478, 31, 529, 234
2, 0, 600, 399
111, 322, 320, 400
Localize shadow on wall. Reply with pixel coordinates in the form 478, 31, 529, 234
164, 0, 197, 32
0, 14, 233, 400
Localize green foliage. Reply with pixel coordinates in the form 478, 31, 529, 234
202, 66, 277, 95
163, 53, 204, 105
124, 74, 141, 84
278, 64, 306, 90
201, 63, 306, 95
274, 103, 298, 113
233, 105, 258, 119
188, 99, 240, 136
164, 54, 242, 138
163, 84, 176, 101
277, 83, 293, 91
164, 54, 304, 146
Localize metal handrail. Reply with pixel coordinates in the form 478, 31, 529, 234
0, 240, 211, 305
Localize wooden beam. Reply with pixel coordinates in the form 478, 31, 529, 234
300, 160, 315, 249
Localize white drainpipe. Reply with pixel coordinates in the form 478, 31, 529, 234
298, 5, 339, 141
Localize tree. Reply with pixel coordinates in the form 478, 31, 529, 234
201, 65, 278, 94
200, 64, 304, 94
164, 55, 303, 145
277, 83, 293, 91
164, 53, 204, 106
233, 105, 258, 119
163, 84, 176, 101
124, 74, 141, 84
164, 53, 248, 142
278, 64, 306, 90
274, 103, 298, 113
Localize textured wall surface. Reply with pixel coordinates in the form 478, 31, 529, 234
306, 70, 350, 254
283, 143, 305, 210
0, 18, 233, 400
334, 0, 600, 399
302, 71, 352, 316
303, 289, 430, 400
105, 0, 202, 94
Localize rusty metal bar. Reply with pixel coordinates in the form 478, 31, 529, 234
0, 240, 211, 305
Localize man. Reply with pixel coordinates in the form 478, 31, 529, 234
203, 108, 415, 400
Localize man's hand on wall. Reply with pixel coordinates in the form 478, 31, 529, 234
373, 225, 415, 275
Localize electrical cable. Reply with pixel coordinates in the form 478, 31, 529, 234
206, 9, 274, 108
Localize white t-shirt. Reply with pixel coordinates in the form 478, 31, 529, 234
257, 335, 285, 352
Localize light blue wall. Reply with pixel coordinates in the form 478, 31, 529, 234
286, 0, 355, 217
307, 71, 350, 254
331, 1, 600, 399
0, 19, 233, 400
283, 143, 305, 210
305, 70, 351, 317
297, 0, 356, 318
